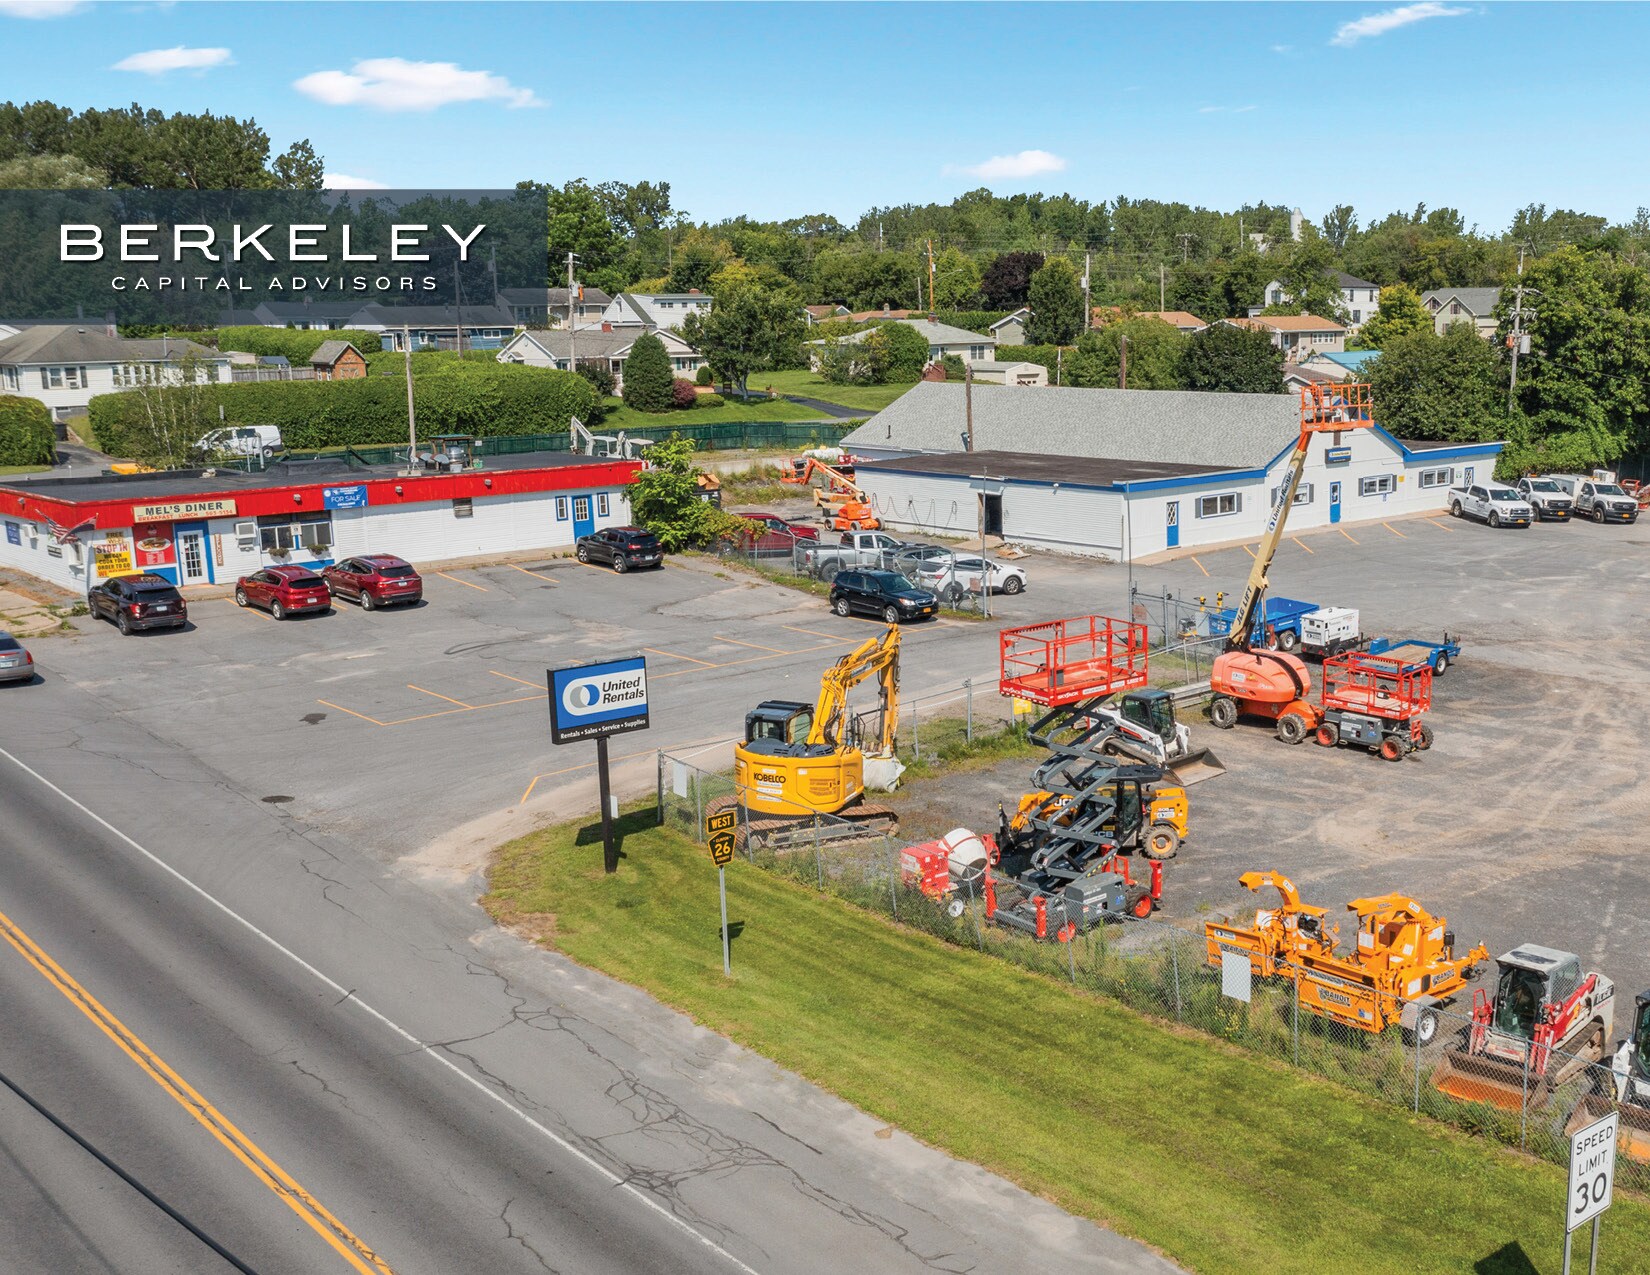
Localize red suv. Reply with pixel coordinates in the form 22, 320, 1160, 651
321, 555, 423, 610
235, 566, 333, 620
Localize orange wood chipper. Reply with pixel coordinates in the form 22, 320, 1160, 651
1204, 870, 1487, 1044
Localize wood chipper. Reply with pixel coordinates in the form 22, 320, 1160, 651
1315, 650, 1435, 761
1204, 871, 1486, 1044
1566, 990, 1650, 1164
1431, 945, 1613, 1112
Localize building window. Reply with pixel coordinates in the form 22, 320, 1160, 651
555, 497, 569, 521
257, 511, 333, 553
1351, 310, 1361, 324
969, 345, 987, 360
1196, 492, 1242, 518
1, 367, 16, 391
1418, 467, 1453, 488
1269, 483, 1314, 507
1450, 302, 1461, 315
1360, 475, 1395, 497
41, 367, 62, 389
453, 498, 473, 518
597, 493, 609, 517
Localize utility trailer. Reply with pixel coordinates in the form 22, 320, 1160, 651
1207, 596, 1319, 652
984, 856, 1161, 941
1366, 633, 1461, 677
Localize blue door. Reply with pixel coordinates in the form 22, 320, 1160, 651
572, 494, 594, 540
1165, 501, 1179, 548
1329, 481, 1342, 525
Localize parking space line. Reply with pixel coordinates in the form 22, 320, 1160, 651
1291, 537, 1315, 555
1189, 556, 1210, 578
643, 647, 718, 668
508, 564, 558, 583
407, 684, 473, 708
1338, 528, 1359, 544
214, 598, 274, 622
488, 669, 546, 689
651, 639, 858, 682
1383, 522, 1407, 539
714, 635, 793, 654
1241, 545, 1256, 559
316, 699, 389, 726
433, 571, 488, 592
783, 624, 850, 640
1427, 518, 1457, 533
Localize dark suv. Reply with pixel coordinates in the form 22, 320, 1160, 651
89, 574, 188, 635
828, 569, 938, 623
575, 526, 663, 573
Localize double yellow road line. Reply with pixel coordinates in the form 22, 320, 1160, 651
0, 906, 392, 1275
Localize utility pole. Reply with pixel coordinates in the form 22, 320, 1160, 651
1178, 232, 1194, 263
1119, 333, 1128, 389
926, 239, 937, 319
1082, 252, 1092, 333
566, 251, 579, 379
1159, 263, 1166, 312
403, 324, 417, 468
965, 364, 990, 619
1508, 243, 1536, 412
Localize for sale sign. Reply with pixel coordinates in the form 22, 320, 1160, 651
1567, 1111, 1617, 1232
546, 656, 649, 745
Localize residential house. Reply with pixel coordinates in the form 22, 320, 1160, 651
498, 286, 613, 328
309, 341, 369, 381
1282, 361, 1345, 393
1221, 314, 1346, 362
806, 317, 996, 371
0, 324, 232, 420
845, 307, 916, 322
347, 305, 517, 350
494, 327, 706, 393
802, 304, 853, 325
1299, 349, 1380, 379
1254, 272, 1383, 330
217, 300, 368, 330
1136, 310, 1207, 334
1420, 287, 1501, 339
987, 308, 1033, 345
969, 360, 1047, 387
599, 291, 713, 333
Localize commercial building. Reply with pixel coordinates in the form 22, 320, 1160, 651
0, 452, 640, 594
840, 382, 1503, 561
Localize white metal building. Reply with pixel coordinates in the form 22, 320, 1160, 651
843, 382, 1504, 561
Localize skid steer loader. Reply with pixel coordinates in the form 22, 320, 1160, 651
1432, 945, 1613, 1112
1565, 990, 1650, 1164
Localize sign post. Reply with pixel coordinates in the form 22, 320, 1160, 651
706, 809, 737, 975
547, 656, 650, 873
1564, 1110, 1616, 1275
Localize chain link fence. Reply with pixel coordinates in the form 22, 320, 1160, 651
657, 744, 1650, 1194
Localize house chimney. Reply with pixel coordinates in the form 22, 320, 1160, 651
602, 322, 613, 333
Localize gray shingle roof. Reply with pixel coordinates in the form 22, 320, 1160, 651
501, 330, 642, 360
499, 286, 613, 307
840, 382, 1303, 470
811, 318, 995, 347
1332, 271, 1380, 290
1421, 287, 1502, 316
309, 340, 363, 366
349, 304, 515, 328
0, 325, 217, 365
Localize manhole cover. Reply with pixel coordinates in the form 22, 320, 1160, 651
262, 795, 294, 805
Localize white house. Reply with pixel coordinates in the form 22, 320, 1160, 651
807, 317, 996, 371
1220, 314, 1346, 362
968, 360, 1047, 387
1256, 272, 1383, 330
599, 291, 713, 332
987, 308, 1033, 345
839, 382, 1503, 561
1420, 288, 1501, 339
495, 327, 705, 391
0, 325, 233, 421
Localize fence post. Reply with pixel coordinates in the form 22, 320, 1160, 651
888, 839, 899, 919
913, 707, 920, 760
655, 750, 664, 827
1519, 1047, 1530, 1151
1413, 1023, 1423, 1114
812, 817, 824, 891
1292, 979, 1301, 1067
1066, 932, 1077, 983
965, 679, 974, 745
692, 770, 703, 842
1170, 932, 1183, 1022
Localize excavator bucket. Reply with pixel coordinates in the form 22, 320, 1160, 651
1431, 1048, 1551, 1113
1169, 746, 1226, 786
1566, 1095, 1650, 1165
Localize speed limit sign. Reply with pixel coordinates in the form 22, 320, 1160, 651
1567, 1111, 1617, 1233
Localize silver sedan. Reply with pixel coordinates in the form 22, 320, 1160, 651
0, 631, 35, 684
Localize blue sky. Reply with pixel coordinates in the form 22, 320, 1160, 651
1, 1, 1644, 235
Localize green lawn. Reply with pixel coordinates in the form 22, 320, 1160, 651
0, 464, 49, 476
598, 396, 824, 428
749, 369, 918, 413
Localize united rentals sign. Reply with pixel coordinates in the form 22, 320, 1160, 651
132, 499, 238, 521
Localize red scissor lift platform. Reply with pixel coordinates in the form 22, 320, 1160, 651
1316, 651, 1433, 760
999, 615, 1150, 707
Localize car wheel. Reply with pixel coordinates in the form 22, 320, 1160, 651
1316, 724, 1337, 747
612, 556, 628, 574
1208, 696, 1239, 729
833, 597, 851, 617
271, 601, 286, 621
818, 562, 840, 584
234, 588, 248, 608
1594, 506, 1606, 524
1450, 501, 1462, 518
1277, 628, 1300, 653
1143, 825, 1180, 861
1488, 510, 1500, 528
361, 591, 376, 611
116, 613, 131, 636
576, 545, 589, 563
882, 605, 900, 625
1001, 575, 1024, 595
1380, 736, 1404, 762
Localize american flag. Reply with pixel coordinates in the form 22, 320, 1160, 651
45, 516, 96, 544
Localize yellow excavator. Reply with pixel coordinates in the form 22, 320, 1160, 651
726, 624, 903, 848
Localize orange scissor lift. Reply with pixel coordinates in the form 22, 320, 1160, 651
1314, 650, 1435, 761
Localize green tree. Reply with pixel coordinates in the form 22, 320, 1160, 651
1367, 326, 1503, 446
621, 333, 675, 413
931, 247, 981, 309
681, 272, 803, 399
123, 352, 218, 468
547, 179, 625, 293
1352, 283, 1434, 349
979, 251, 1043, 308
865, 321, 930, 381
1262, 236, 1347, 322
1026, 257, 1085, 344
1181, 322, 1285, 393
0, 152, 105, 188
1066, 318, 1186, 389
625, 436, 753, 551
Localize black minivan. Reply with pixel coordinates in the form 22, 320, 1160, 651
575, 526, 664, 573
828, 570, 938, 623
89, 573, 188, 635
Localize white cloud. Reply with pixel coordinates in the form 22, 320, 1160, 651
113, 46, 232, 74
0, 1, 84, 16
1331, 2, 1468, 46
951, 149, 1067, 180
322, 173, 390, 190
1271, 43, 1293, 53
294, 57, 543, 112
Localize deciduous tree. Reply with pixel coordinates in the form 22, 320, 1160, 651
1181, 322, 1285, 394
1351, 283, 1434, 349
1026, 257, 1085, 345
1367, 325, 1502, 448
681, 271, 803, 400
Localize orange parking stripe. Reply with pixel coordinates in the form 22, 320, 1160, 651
1427, 518, 1456, 532
488, 669, 545, 689
1338, 528, 1359, 544
714, 635, 792, 654
1189, 556, 1210, 578
782, 624, 850, 640
407, 684, 472, 708
316, 699, 389, 726
1291, 536, 1314, 555
1383, 522, 1407, 539
508, 564, 558, 583
1241, 545, 1256, 559
433, 571, 488, 592
643, 647, 718, 667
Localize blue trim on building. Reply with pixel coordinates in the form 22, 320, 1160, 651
1113, 468, 1263, 494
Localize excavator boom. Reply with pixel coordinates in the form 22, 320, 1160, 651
808, 624, 900, 756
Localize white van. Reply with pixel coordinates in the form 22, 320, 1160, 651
196, 425, 283, 460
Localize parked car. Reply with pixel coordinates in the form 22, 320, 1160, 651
576, 526, 664, 572
720, 512, 819, 557
0, 631, 35, 684
89, 573, 188, 635
1548, 474, 1639, 524
1448, 484, 1534, 528
801, 530, 908, 581
322, 555, 423, 610
196, 424, 283, 461
1513, 477, 1573, 521
827, 569, 938, 623
951, 555, 1026, 596
235, 566, 332, 619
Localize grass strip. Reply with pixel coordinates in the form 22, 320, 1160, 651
484, 813, 1650, 1274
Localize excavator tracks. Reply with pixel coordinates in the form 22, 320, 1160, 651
703, 794, 899, 852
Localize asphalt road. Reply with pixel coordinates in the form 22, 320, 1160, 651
0, 665, 1171, 1273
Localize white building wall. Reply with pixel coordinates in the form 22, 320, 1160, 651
0, 516, 92, 591
860, 470, 1123, 558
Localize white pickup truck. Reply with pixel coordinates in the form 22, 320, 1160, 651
799, 530, 908, 580
1448, 483, 1534, 528
1513, 476, 1573, 521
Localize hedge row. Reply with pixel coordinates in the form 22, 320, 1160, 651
0, 395, 54, 466
217, 326, 388, 360
86, 362, 596, 455
924, 309, 1015, 334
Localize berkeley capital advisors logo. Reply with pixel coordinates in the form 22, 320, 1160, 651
58, 221, 487, 296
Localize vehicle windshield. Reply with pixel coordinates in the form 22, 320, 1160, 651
1525, 480, 1560, 492
135, 585, 180, 600
0, 637, 20, 652
1633, 1004, 1650, 1079
377, 564, 416, 578
1493, 965, 1546, 1039
289, 575, 326, 589
865, 571, 906, 590
1489, 488, 1521, 501
1593, 483, 1627, 496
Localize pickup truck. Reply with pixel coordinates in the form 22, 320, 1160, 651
1448, 484, 1534, 528
1513, 476, 1573, 521
799, 530, 908, 580
1549, 474, 1640, 524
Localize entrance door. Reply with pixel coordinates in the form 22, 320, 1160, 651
177, 530, 208, 583
983, 494, 1003, 536
572, 495, 594, 540
1165, 500, 1180, 548
1329, 482, 1342, 525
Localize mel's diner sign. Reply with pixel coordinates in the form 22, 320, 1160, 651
131, 499, 238, 521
